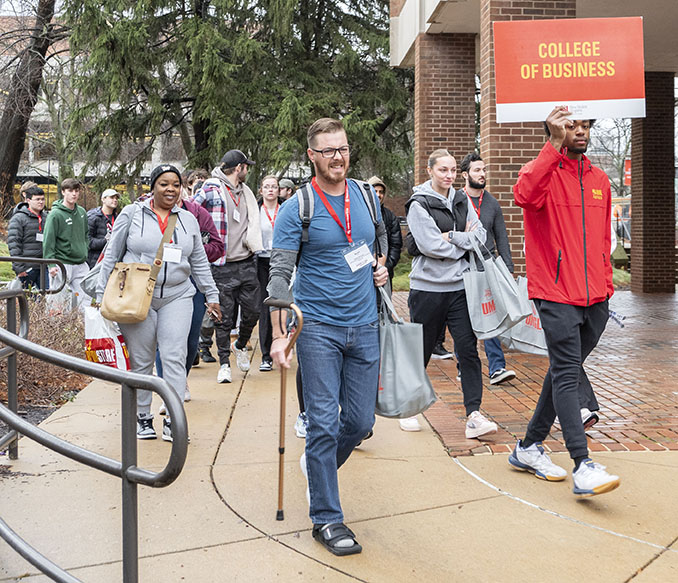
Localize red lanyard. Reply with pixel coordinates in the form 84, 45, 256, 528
224, 185, 240, 207
150, 201, 172, 240
263, 203, 279, 229
311, 177, 352, 243
465, 187, 483, 217
30, 209, 42, 232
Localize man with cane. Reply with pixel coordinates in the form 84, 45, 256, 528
268, 117, 388, 556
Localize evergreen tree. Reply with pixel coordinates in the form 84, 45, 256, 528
62, 0, 413, 191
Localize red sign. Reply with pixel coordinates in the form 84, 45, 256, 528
494, 17, 645, 123
624, 159, 632, 186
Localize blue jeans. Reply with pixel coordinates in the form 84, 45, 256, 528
297, 319, 380, 525
483, 337, 506, 375
156, 288, 206, 377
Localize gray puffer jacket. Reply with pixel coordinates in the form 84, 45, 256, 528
7, 203, 48, 274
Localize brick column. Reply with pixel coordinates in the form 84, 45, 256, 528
630, 72, 676, 293
479, 0, 576, 275
414, 33, 476, 185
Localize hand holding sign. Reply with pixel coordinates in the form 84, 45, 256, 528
545, 106, 572, 150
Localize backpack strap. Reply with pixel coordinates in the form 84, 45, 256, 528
296, 183, 314, 244
355, 180, 379, 227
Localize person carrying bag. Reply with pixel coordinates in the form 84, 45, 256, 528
95, 164, 221, 443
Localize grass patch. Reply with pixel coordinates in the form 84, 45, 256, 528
0, 241, 16, 281
392, 253, 412, 291
613, 267, 631, 288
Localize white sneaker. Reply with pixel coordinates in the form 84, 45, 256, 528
573, 458, 620, 497
465, 410, 497, 439
159, 402, 167, 416
300, 452, 310, 503
232, 342, 250, 372
294, 412, 308, 438
508, 441, 567, 481
580, 408, 599, 429
217, 363, 232, 383
399, 417, 422, 432
184, 385, 191, 402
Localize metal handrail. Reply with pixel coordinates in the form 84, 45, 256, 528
0, 284, 188, 582
0, 256, 66, 295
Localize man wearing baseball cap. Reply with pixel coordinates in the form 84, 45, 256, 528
193, 149, 263, 383
87, 188, 120, 268
278, 178, 296, 201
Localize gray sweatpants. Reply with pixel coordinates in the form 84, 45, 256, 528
119, 290, 194, 417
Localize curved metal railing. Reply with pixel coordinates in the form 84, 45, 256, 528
0, 278, 188, 582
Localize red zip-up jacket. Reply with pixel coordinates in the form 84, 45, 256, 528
514, 141, 614, 307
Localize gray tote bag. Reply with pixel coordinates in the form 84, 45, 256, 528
499, 277, 548, 356
463, 234, 531, 339
375, 287, 436, 419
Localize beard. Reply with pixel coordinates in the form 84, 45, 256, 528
468, 177, 485, 190
316, 161, 348, 185
568, 143, 588, 154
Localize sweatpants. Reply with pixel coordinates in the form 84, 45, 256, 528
49, 262, 89, 311
524, 299, 608, 460
409, 288, 483, 416
211, 257, 260, 365
119, 290, 194, 417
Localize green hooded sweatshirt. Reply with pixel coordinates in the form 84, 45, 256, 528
43, 198, 89, 265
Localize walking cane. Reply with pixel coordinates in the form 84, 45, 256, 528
264, 297, 303, 521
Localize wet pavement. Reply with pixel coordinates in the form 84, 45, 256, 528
392, 290, 678, 456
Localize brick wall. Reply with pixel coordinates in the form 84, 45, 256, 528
390, 0, 407, 17
478, 0, 576, 275
630, 72, 676, 293
414, 33, 477, 186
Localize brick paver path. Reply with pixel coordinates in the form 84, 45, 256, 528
392, 290, 678, 456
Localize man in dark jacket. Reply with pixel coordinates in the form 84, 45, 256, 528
509, 106, 619, 497
367, 176, 402, 282
7, 186, 48, 288
87, 188, 119, 267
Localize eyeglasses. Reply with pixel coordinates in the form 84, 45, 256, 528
311, 146, 350, 158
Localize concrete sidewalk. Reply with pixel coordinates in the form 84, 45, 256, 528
1, 341, 678, 582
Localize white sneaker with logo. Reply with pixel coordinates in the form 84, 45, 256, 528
398, 417, 422, 432
573, 459, 620, 497
465, 410, 497, 439
217, 363, 232, 383
508, 441, 567, 481
232, 342, 250, 372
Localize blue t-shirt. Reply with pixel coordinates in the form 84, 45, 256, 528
273, 179, 382, 327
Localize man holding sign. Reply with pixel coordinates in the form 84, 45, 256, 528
508, 106, 620, 497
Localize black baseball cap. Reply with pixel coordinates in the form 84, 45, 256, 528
220, 149, 255, 167
149, 164, 183, 191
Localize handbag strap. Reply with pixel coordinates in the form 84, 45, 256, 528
378, 286, 403, 324
149, 213, 178, 281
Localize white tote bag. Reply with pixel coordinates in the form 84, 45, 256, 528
499, 277, 548, 356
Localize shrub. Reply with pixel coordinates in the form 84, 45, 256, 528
0, 295, 90, 406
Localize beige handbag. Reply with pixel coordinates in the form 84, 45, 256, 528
101, 213, 177, 324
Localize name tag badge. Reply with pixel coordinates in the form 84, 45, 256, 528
163, 244, 182, 264
36, 233, 43, 242
342, 241, 373, 273
233, 208, 241, 223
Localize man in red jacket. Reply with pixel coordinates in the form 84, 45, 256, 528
508, 106, 620, 497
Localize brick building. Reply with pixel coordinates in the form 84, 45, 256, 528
390, 0, 677, 293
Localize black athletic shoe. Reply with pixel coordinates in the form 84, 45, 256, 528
431, 343, 453, 360
199, 348, 216, 363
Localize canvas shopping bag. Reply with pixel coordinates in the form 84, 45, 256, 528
376, 287, 437, 419
499, 277, 548, 356
463, 234, 531, 339
84, 306, 131, 370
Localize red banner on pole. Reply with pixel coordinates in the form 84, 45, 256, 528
494, 17, 645, 123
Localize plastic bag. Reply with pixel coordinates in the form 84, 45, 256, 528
84, 305, 130, 370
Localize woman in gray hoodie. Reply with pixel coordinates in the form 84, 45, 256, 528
96, 165, 221, 443
406, 149, 496, 440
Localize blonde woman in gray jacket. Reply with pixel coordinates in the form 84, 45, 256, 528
406, 149, 497, 440
96, 165, 221, 442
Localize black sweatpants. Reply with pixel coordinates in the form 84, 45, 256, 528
211, 257, 260, 366
525, 299, 608, 460
256, 256, 273, 362
409, 288, 483, 416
